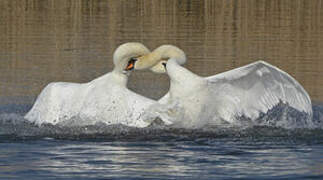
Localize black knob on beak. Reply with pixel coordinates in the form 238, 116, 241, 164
162, 62, 167, 68
130, 57, 137, 62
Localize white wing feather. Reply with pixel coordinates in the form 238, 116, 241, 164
206, 61, 312, 121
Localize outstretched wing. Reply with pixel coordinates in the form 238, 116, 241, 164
206, 61, 312, 121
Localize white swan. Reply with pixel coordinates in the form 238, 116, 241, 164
25, 42, 156, 127
136, 45, 313, 128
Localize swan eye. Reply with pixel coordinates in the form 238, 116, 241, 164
125, 58, 137, 71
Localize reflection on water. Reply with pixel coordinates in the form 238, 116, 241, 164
0, 138, 323, 179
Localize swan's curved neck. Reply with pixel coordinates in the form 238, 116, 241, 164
111, 68, 128, 87
154, 45, 186, 65
167, 59, 206, 97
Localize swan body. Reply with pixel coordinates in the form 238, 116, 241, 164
25, 42, 155, 127
136, 45, 313, 128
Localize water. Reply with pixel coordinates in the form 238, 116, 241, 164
0, 104, 323, 179
1, 136, 323, 180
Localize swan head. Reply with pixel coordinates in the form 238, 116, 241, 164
113, 42, 150, 75
134, 45, 186, 73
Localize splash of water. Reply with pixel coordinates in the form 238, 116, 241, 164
0, 103, 322, 141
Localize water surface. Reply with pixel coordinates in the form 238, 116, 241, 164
0, 104, 323, 179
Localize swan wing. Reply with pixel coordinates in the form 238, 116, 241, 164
24, 82, 84, 125
206, 61, 312, 121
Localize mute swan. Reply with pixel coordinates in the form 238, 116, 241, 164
25, 42, 156, 127
135, 45, 313, 128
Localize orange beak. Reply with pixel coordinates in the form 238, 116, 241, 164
125, 58, 137, 71
125, 62, 134, 71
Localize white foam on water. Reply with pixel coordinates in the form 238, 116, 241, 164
0, 103, 322, 140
